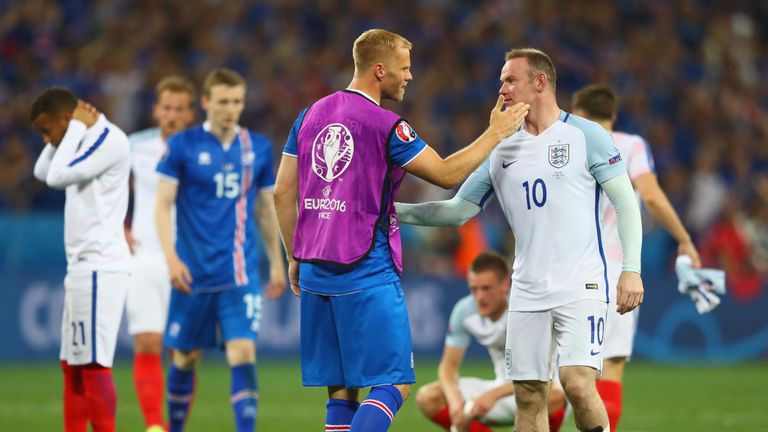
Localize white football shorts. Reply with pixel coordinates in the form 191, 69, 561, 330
126, 253, 171, 335
59, 270, 129, 367
458, 377, 517, 425
505, 299, 608, 381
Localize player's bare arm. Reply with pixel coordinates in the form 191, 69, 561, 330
471, 382, 515, 419
255, 188, 287, 299
273, 155, 300, 296
634, 173, 701, 268
602, 173, 644, 314
155, 178, 192, 294
438, 345, 470, 430
123, 226, 136, 255
404, 97, 528, 189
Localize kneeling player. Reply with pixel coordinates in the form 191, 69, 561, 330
416, 252, 567, 432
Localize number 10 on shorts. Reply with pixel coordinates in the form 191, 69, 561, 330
587, 315, 604, 353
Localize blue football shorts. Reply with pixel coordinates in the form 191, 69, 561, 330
164, 283, 261, 351
300, 282, 416, 388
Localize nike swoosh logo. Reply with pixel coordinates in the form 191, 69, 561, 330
590, 349, 601, 356
502, 160, 517, 169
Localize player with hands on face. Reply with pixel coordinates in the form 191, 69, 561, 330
32, 88, 132, 432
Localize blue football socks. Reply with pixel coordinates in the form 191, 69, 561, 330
230, 364, 259, 432
349, 385, 403, 431
325, 398, 360, 431
167, 365, 195, 432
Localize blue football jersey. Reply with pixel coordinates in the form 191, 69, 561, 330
157, 123, 275, 292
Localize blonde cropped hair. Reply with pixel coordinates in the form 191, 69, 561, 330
155, 75, 196, 106
353, 29, 412, 71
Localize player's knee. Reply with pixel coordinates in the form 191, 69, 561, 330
225, 339, 256, 366
393, 383, 411, 401
133, 332, 163, 354
600, 357, 626, 382
172, 349, 201, 370
561, 376, 593, 406
513, 381, 548, 409
415, 382, 443, 414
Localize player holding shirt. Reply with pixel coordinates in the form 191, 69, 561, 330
32, 88, 131, 432
273, 29, 528, 432
155, 69, 286, 432
397, 48, 644, 432
415, 252, 568, 432
125, 76, 196, 432
571, 84, 701, 431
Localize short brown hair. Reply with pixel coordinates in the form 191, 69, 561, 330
202, 68, 245, 97
505, 48, 557, 91
353, 29, 412, 71
469, 252, 510, 280
155, 75, 196, 105
30, 87, 77, 121
571, 84, 616, 121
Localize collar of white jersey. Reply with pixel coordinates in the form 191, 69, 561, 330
202, 121, 241, 134
518, 110, 570, 135
345, 88, 380, 106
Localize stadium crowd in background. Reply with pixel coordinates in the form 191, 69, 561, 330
1, 1, 766, 291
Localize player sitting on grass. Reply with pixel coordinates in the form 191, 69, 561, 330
415, 252, 567, 432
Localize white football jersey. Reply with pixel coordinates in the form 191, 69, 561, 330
33, 115, 132, 273
445, 295, 508, 382
601, 131, 655, 266
129, 128, 170, 257
458, 111, 626, 311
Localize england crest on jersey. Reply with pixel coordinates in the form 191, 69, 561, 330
548, 144, 569, 168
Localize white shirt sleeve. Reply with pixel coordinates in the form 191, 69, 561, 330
46, 120, 125, 189
602, 172, 643, 273
33, 144, 56, 182
395, 159, 490, 227
456, 158, 495, 209
395, 195, 481, 227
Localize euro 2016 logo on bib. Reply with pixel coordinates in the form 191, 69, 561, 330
312, 123, 354, 182
548, 144, 569, 168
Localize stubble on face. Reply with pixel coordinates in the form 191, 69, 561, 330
381, 46, 412, 102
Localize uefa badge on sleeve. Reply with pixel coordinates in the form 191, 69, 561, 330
395, 121, 417, 142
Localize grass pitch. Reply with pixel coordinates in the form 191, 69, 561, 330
0, 359, 765, 431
